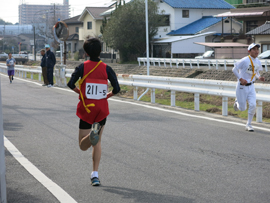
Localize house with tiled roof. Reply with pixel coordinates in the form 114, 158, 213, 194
78, 7, 110, 41
151, 0, 243, 58
246, 21, 270, 53
63, 15, 84, 54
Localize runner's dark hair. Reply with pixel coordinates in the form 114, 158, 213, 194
83, 38, 101, 58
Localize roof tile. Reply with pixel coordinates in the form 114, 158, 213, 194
167, 16, 223, 35
163, 0, 234, 9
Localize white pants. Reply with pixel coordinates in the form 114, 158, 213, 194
235, 82, 256, 115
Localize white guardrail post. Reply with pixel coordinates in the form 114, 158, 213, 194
0, 76, 7, 203
151, 88, 155, 103
133, 87, 138, 100
194, 93, 200, 111
256, 101, 263, 123
171, 90, 176, 107
222, 96, 228, 116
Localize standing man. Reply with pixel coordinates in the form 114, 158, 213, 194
232, 43, 265, 132
67, 38, 120, 186
6, 53, 16, 84
45, 44, 56, 87
40, 49, 48, 86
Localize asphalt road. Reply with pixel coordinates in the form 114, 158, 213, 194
1, 74, 270, 203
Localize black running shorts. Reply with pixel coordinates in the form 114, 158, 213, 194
79, 118, 107, 129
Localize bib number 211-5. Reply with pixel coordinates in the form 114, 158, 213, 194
85, 83, 107, 100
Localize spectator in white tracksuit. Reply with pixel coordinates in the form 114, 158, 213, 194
232, 43, 265, 132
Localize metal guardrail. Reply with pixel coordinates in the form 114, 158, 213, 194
1, 63, 269, 123
137, 57, 270, 72
116, 74, 270, 123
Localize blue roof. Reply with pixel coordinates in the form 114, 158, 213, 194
163, 0, 235, 9
167, 16, 223, 35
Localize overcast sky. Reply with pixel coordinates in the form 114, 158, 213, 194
0, 0, 114, 24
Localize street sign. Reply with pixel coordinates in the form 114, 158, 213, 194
12, 47, 14, 50
30, 40, 34, 46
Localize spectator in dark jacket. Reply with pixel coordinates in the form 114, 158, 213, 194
45, 44, 56, 87
40, 49, 48, 86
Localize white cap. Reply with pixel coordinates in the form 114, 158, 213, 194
248, 43, 260, 51
45, 44, 50, 48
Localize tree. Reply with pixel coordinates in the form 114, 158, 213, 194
0, 18, 13, 25
102, 0, 164, 62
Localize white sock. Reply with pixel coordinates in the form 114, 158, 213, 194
247, 113, 254, 125
91, 171, 98, 179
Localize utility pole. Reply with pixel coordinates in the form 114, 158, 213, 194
3, 23, 5, 53
54, 3, 56, 24
33, 26, 36, 61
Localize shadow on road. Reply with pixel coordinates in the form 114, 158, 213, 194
3, 120, 24, 131
102, 186, 194, 203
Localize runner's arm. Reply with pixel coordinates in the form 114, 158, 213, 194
106, 65, 120, 98
67, 63, 84, 93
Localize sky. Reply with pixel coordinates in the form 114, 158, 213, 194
0, 0, 115, 24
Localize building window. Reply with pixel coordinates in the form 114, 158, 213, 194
182, 10, 189, 18
246, 21, 258, 33
75, 27, 79, 33
246, 0, 266, 3
87, 22, 92, 30
262, 44, 270, 52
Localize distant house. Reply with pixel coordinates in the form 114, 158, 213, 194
18, 33, 45, 53
151, 0, 242, 58
63, 15, 84, 53
215, 6, 270, 34
246, 21, 270, 52
78, 7, 119, 61
78, 7, 109, 40
154, 0, 235, 38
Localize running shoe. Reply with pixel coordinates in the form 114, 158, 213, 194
91, 177, 100, 186
245, 125, 254, 132
42, 84, 47, 86
47, 84, 53, 88
10, 80, 12, 84
233, 99, 238, 111
89, 122, 100, 146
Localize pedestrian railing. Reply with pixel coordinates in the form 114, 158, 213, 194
0, 63, 42, 81
1, 63, 270, 123
137, 57, 270, 72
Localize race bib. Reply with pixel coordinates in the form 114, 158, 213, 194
9, 60, 14, 65
85, 83, 107, 100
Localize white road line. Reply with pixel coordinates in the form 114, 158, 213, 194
4, 136, 77, 203
1, 72, 269, 132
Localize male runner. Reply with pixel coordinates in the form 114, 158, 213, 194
232, 43, 265, 132
68, 38, 120, 186
6, 53, 16, 83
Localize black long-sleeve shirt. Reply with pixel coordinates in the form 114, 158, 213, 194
67, 58, 120, 95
